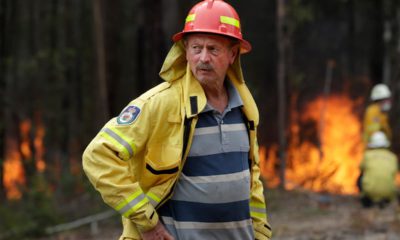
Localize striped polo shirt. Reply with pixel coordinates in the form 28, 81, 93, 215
158, 80, 254, 239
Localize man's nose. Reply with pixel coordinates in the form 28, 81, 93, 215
199, 49, 211, 62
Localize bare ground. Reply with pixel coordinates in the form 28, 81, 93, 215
40, 188, 400, 240
267, 188, 400, 240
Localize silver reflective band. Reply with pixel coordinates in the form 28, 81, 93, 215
147, 197, 159, 208
250, 206, 266, 214
118, 193, 147, 215
103, 128, 134, 157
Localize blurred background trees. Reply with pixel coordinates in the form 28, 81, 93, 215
0, 0, 399, 238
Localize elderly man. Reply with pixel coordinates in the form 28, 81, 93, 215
83, 1, 272, 239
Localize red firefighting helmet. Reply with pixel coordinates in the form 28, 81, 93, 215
173, 0, 252, 53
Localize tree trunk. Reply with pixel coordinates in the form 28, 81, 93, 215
2, 0, 28, 200
92, 0, 110, 124
103, 1, 122, 115
347, 0, 356, 76
20, 0, 38, 186
137, 0, 165, 92
370, 0, 384, 84
66, 0, 83, 183
0, 0, 8, 201
43, 0, 65, 193
276, 0, 287, 189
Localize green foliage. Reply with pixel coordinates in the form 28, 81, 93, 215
0, 175, 61, 239
0, 172, 111, 239
289, 72, 306, 89
287, 0, 314, 35
289, 0, 314, 23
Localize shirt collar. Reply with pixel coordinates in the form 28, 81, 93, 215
202, 79, 243, 113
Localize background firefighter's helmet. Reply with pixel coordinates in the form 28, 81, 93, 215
368, 131, 390, 148
370, 83, 391, 101
173, 0, 252, 53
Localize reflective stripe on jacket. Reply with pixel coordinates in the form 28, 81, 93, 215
82, 41, 271, 240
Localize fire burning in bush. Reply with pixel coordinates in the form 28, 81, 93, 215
3, 118, 46, 199
261, 93, 364, 194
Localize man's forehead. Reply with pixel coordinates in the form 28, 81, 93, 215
186, 33, 230, 45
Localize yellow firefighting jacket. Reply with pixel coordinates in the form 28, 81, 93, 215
360, 148, 398, 202
82, 41, 271, 240
362, 103, 391, 145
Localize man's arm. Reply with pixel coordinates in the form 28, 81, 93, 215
82, 101, 160, 233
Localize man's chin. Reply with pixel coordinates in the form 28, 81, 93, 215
195, 74, 212, 82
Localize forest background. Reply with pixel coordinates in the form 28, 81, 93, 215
1, 0, 400, 238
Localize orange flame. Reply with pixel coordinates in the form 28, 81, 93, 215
259, 145, 280, 188
261, 93, 364, 194
20, 120, 32, 159
34, 122, 46, 172
3, 117, 47, 199
4, 138, 26, 199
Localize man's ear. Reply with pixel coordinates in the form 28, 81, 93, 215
183, 38, 188, 48
229, 44, 239, 65
183, 39, 189, 61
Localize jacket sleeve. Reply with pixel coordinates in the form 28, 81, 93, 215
250, 138, 272, 240
82, 100, 159, 233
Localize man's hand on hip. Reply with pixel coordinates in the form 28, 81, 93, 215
141, 221, 174, 240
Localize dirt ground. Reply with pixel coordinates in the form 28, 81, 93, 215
267, 189, 400, 240
40, 188, 400, 240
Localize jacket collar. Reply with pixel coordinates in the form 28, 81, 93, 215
183, 64, 207, 118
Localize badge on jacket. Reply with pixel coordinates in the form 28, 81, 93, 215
117, 106, 141, 125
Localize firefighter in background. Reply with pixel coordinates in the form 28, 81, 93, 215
82, 0, 271, 239
362, 83, 392, 145
357, 131, 398, 208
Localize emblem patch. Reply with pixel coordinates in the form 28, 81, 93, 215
117, 106, 141, 125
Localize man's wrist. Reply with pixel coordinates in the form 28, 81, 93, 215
134, 207, 159, 233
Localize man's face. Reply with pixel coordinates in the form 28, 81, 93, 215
185, 33, 238, 85
380, 98, 392, 112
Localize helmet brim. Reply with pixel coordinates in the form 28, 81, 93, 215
173, 31, 252, 54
